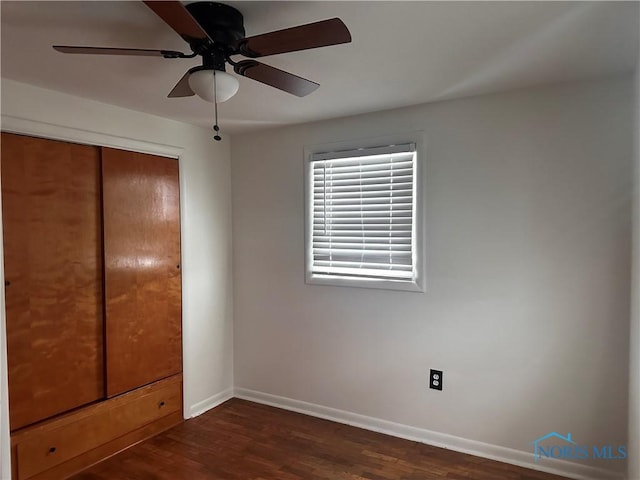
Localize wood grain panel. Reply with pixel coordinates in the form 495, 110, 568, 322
101, 147, 182, 396
1, 132, 104, 430
12, 374, 182, 480
26, 412, 183, 480
15, 376, 181, 479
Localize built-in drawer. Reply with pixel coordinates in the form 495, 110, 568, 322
13, 375, 181, 479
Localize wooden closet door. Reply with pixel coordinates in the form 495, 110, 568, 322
101, 147, 182, 397
1, 133, 104, 430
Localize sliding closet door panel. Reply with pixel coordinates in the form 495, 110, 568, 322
102, 147, 182, 397
1, 133, 104, 430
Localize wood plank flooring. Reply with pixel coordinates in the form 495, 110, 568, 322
71, 398, 568, 480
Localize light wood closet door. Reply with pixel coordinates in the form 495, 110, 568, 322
101, 147, 182, 397
1, 133, 104, 430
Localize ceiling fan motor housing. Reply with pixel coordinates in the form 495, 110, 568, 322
185, 2, 245, 46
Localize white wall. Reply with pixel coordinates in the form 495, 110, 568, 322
0, 79, 234, 478
232, 75, 634, 478
628, 65, 640, 480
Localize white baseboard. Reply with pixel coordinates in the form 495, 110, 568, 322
189, 387, 234, 418
234, 388, 623, 480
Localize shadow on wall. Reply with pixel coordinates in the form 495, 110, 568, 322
435, 2, 639, 101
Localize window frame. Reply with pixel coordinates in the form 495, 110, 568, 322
304, 133, 425, 292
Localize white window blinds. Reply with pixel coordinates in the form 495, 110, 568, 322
310, 144, 417, 282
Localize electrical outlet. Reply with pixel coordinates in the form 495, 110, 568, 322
429, 369, 443, 390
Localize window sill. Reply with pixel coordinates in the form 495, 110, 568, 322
305, 273, 424, 292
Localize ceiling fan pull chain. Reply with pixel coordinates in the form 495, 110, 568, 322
213, 70, 222, 141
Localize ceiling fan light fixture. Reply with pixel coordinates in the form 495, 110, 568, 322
53, 3, 352, 101
188, 69, 239, 103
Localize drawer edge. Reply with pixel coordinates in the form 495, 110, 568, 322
12, 375, 182, 441
11, 374, 183, 480
24, 411, 183, 480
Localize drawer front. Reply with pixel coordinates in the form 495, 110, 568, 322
16, 379, 181, 479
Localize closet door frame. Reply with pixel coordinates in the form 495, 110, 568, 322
0, 116, 186, 478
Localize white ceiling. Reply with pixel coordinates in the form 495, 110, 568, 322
1, 1, 638, 134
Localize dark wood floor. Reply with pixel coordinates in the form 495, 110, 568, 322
71, 398, 568, 480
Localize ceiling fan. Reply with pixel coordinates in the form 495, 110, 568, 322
53, 1, 352, 101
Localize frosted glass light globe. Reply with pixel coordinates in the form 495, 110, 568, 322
188, 69, 239, 103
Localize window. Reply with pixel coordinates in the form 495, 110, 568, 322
305, 142, 423, 291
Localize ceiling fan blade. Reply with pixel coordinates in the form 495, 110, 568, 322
235, 18, 351, 58
143, 1, 212, 44
53, 46, 186, 58
168, 71, 195, 98
234, 60, 319, 97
